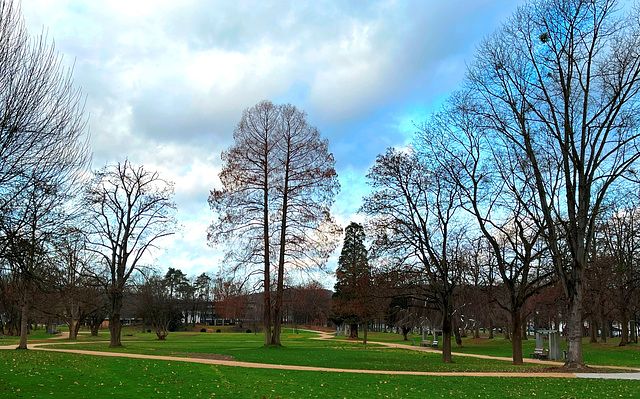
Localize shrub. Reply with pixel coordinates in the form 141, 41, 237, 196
246, 329, 252, 333
200, 328, 207, 333
216, 329, 221, 333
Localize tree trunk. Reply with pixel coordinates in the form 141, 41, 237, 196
263, 278, 272, 346
17, 302, 29, 350
72, 319, 82, 339
67, 302, 81, 340
109, 316, 122, 347
271, 287, 282, 347
263, 175, 272, 347
442, 307, 452, 363
600, 320, 607, 342
474, 324, 480, 339
349, 323, 358, 339
511, 309, 523, 365
271, 144, 291, 348
108, 292, 123, 348
402, 326, 410, 341
564, 292, 584, 367
68, 319, 79, 340
620, 310, 629, 346
589, 319, 598, 344
363, 321, 368, 345
488, 318, 494, 339
453, 318, 462, 348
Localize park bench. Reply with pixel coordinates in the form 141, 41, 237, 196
529, 348, 548, 360
421, 340, 430, 347
431, 339, 439, 347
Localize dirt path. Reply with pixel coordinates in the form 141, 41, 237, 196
312, 330, 568, 364
28, 342, 576, 379
310, 330, 640, 369
53, 331, 70, 339
2, 330, 638, 379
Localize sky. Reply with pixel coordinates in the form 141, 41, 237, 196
20, 0, 525, 284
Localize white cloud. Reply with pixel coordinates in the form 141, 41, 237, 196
20, 0, 525, 278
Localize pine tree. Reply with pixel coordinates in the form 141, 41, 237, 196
333, 222, 370, 340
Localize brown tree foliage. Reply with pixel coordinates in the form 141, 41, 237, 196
209, 100, 340, 346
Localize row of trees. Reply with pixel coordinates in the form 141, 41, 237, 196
334, 0, 640, 368
2, 0, 342, 350
0, 159, 178, 347
209, 280, 334, 329
0, 0, 90, 349
332, 212, 640, 362
0, 1, 178, 348
2, 264, 301, 342
208, 0, 640, 370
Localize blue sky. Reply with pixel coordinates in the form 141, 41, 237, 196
21, 0, 525, 283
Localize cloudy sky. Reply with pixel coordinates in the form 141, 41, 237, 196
21, 0, 524, 283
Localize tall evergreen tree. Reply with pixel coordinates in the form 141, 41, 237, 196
333, 222, 370, 340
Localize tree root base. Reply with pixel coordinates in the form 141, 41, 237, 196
562, 361, 589, 371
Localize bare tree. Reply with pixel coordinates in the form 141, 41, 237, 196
0, 1, 88, 209
362, 148, 467, 363
417, 96, 555, 364
598, 200, 640, 345
466, 0, 640, 367
271, 104, 341, 346
137, 275, 180, 340
85, 161, 177, 347
209, 100, 280, 346
212, 273, 249, 322
290, 281, 332, 327
209, 100, 340, 347
0, 0, 90, 349
1, 182, 55, 349
50, 227, 102, 340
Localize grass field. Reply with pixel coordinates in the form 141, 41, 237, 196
0, 332, 60, 342
1, 350, 639, 399
356, 331, 640, 368
2, 327, 639, 398
40, 329, 546, 372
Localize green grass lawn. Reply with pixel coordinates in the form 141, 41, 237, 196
1, 350, 638, 399
9, 327, 640, 370
3, 327, 640, 398
360, 331, 640, 368
0, 332, 60, 343
41, 329, 546, 372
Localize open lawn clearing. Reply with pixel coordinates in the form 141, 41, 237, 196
37, 331, 548, 373
360, 332, 640, 368
1, 350, 638, 398
8, 327, 638, 373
